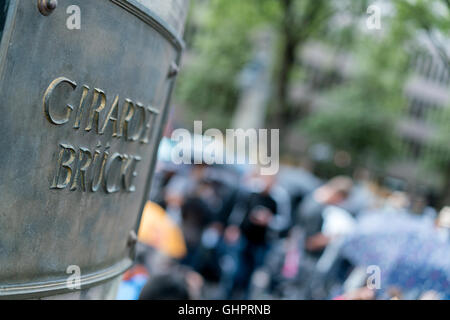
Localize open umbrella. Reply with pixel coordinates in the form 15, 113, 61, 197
341, 209, 450, 299
137, 201, 187, 259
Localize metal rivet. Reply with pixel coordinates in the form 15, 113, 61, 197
168, 62, 180, 78
127, 230, 137, 248
38, 0, 58, 16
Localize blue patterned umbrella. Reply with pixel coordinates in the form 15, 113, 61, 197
341, 209, 450, 299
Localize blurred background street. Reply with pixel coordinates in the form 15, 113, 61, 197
117, 0, 450, 300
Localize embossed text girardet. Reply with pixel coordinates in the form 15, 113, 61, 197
0, 0, 187, 299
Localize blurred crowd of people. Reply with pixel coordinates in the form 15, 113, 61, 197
117, 159, 450, 300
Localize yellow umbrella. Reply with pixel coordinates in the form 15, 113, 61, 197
137, 201, 187, 259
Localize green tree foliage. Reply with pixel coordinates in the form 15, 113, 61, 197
301, 5, 413, 168
176, 0, 375, 131
300, 0, 450, 174
396, 0, 450, 66
397, 0, 450, 197
176, 0, 448, 178
175, 0, 278, 129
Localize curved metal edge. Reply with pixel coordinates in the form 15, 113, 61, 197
134, 52, 182, 235
0, 258, 133, 299
110, 0, 186, 52
126, 0, 187, 242
110, 0, 187, 274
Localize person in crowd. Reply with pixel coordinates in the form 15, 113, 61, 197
148, 162, 179, 209
139, 273, 191, 300
180, 197, 212, 268
139, 266, 204, 300
116, 253, 150, 300
296, 176, 353, 257
224, 173, 281, 298
333, 286, 375, 300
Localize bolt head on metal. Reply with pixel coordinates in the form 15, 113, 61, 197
168, 62, 180, 78
127, 230, 138, 247
38, 0, 58, 16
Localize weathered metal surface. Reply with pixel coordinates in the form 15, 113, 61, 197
0, 0, 187, 298
134, 0, 189, 37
